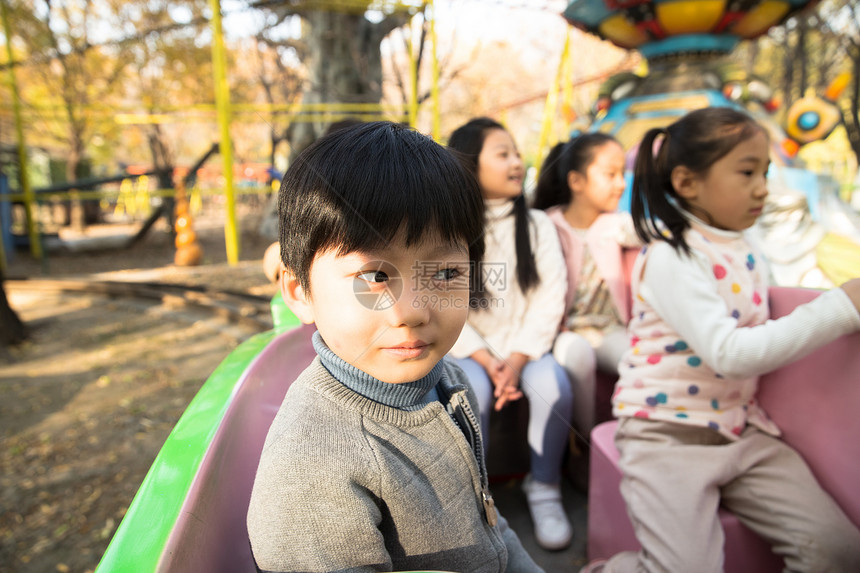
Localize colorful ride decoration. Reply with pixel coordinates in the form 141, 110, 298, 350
563, 0, 821, 158
561, 0, 860, 288
781, 72, 849, 157
563, 0, 817, 60
173, 181, 203, 267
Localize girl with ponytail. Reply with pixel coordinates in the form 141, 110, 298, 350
582, 107, 860, 572
533, 132, 638, 438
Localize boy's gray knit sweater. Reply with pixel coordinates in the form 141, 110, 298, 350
247, 354, 544, 573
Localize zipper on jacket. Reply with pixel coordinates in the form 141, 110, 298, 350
482, 489, 498, 527
453, 392, 498, 527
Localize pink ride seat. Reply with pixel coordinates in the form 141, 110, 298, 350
587, 286, 860, 571
158, 324, 317, 572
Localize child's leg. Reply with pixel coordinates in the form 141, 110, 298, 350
520, 354, 574, 550
593, 326, 628, 377
453, 357, 493, 448
520, 354, 573, 484
552, 331, 596, 437
607, 418, 733, 573
722, 428, 860, 573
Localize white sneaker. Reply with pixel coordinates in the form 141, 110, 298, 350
521, 474, 573, 550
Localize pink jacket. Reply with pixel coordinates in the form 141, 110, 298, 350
546, 207, 635, 325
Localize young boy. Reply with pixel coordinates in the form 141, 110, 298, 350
247, 122, 544, 573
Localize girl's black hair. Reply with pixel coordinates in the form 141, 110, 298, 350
631, 107, 765, 254
279, 121, 485, 304
447, 117, 539, 294
532, 132, 620, 210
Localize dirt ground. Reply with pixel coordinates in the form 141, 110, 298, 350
0, 209, 278, 573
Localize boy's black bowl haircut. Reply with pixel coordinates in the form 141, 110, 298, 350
278, 121, 485, 302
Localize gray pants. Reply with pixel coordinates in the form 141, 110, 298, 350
604, 418, 860, 573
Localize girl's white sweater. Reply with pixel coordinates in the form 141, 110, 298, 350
451, 199, 567, 360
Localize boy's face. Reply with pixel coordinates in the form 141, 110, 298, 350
283, 234, 472, 384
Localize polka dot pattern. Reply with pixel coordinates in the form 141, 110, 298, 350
613, 227, 772, 442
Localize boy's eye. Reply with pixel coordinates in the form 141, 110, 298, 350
433, 267, 461, 281
357, 270, 389, 283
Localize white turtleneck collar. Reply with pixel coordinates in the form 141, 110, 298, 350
682, 209, 746, 243
484, 197, 516, 220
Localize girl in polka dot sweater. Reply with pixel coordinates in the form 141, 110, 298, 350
589, 108, 860, 573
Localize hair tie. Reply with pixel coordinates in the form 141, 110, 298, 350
652, 128, 670, 161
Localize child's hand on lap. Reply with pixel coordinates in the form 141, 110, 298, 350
492, 354, 527, 410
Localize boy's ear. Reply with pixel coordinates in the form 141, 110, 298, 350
671, 165, 699, 200
279, 271, 316, 325
567, 170, 586, 195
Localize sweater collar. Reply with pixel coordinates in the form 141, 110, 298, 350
485, 197, 515, 221
683, 209, 745, 244
312, 331, 442, 409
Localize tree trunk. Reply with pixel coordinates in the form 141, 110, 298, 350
844, 11, 860, 168
841, 52, 860, 167
0, 266, 28, 346
797, 18, 808, 96
782, 29, 796, 105
148, 124, 176, 228
286, 9, 404, 158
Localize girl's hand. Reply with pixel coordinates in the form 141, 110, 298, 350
491, 353, 528, 410
840, 278, 860, 314
470, 350, 517, 407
